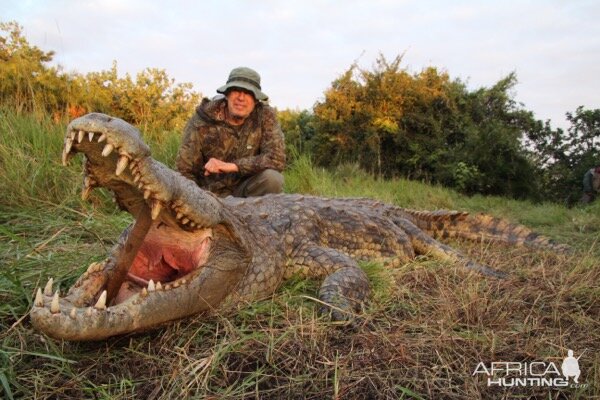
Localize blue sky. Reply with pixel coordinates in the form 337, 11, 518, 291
2, 0, 599, 129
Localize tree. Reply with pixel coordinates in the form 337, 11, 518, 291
438, 74, 540, 198
0, 20, 201, 134
310, 54, 540, 199
107, 66, 200, 133
526, 106, 600, 203
277, 108, 315, 159
0, 21, 67, 114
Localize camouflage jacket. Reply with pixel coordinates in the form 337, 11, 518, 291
176, 97, 286, 196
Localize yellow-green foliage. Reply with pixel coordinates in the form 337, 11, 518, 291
0, 21, 200, 132
308, 55, 549, 201
70, 62, 200, 133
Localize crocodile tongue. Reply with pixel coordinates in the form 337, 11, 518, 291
105, 205, 153, 304
127, 225, 213, 284
108, 219, 214, 304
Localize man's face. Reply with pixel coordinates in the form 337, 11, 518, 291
226, 88, 256, 123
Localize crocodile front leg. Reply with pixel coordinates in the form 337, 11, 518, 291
288, 244, 371, 320
318, 266, 370, 321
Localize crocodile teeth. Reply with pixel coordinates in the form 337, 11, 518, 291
34, 288, 44, 307
86, 262, 103, 273
44, 278, 54, 296
94, 290, 107, 310
70, 308, 77, 319
151, 201, 162, 220
50, 291, 60, 314
140, 287, 148, 297
77, 130, 85, 143
133, 173, 141, 183
61, 149, 69, 167
65, 137, 74, 154
148, 279, 155, 292
144, 190, 152, 200
82, 176, 94, 201
98, 133, 107, 142
115, 155, 129, 176
156, 282, 163, 290
69, 130, 76, 141
88, 131, 95, 141
182, 217, 189, 224
176, 212, 184, 220
101, 144, 115, 157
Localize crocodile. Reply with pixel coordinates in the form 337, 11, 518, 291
29, 113, 568, 341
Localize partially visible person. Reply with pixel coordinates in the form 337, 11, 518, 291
580, 165, 600, 204
176, 67, 285, 197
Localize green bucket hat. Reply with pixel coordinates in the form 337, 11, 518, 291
217, 67, 268, 101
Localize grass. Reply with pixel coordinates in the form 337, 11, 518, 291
1, 109, 599, 399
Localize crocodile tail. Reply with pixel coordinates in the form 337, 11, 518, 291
399, 209, 570, 253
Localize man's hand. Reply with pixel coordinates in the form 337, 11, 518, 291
204, 158, 239, 176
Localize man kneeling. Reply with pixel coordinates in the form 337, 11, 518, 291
176, 67, 285, 197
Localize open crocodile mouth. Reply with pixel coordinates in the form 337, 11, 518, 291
55, 113, 225, 308
30, 113, 248, 340
113, 222, 213, 304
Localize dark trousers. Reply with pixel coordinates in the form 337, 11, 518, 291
232, 169, 284, 197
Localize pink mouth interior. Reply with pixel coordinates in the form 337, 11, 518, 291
128, 240, 207, 284
114, 222, 212, 303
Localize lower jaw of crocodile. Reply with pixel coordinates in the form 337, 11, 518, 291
29, 222, 218, 340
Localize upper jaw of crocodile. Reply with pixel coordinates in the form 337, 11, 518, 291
61, 113, 223, 229
30, 113, 250, 341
